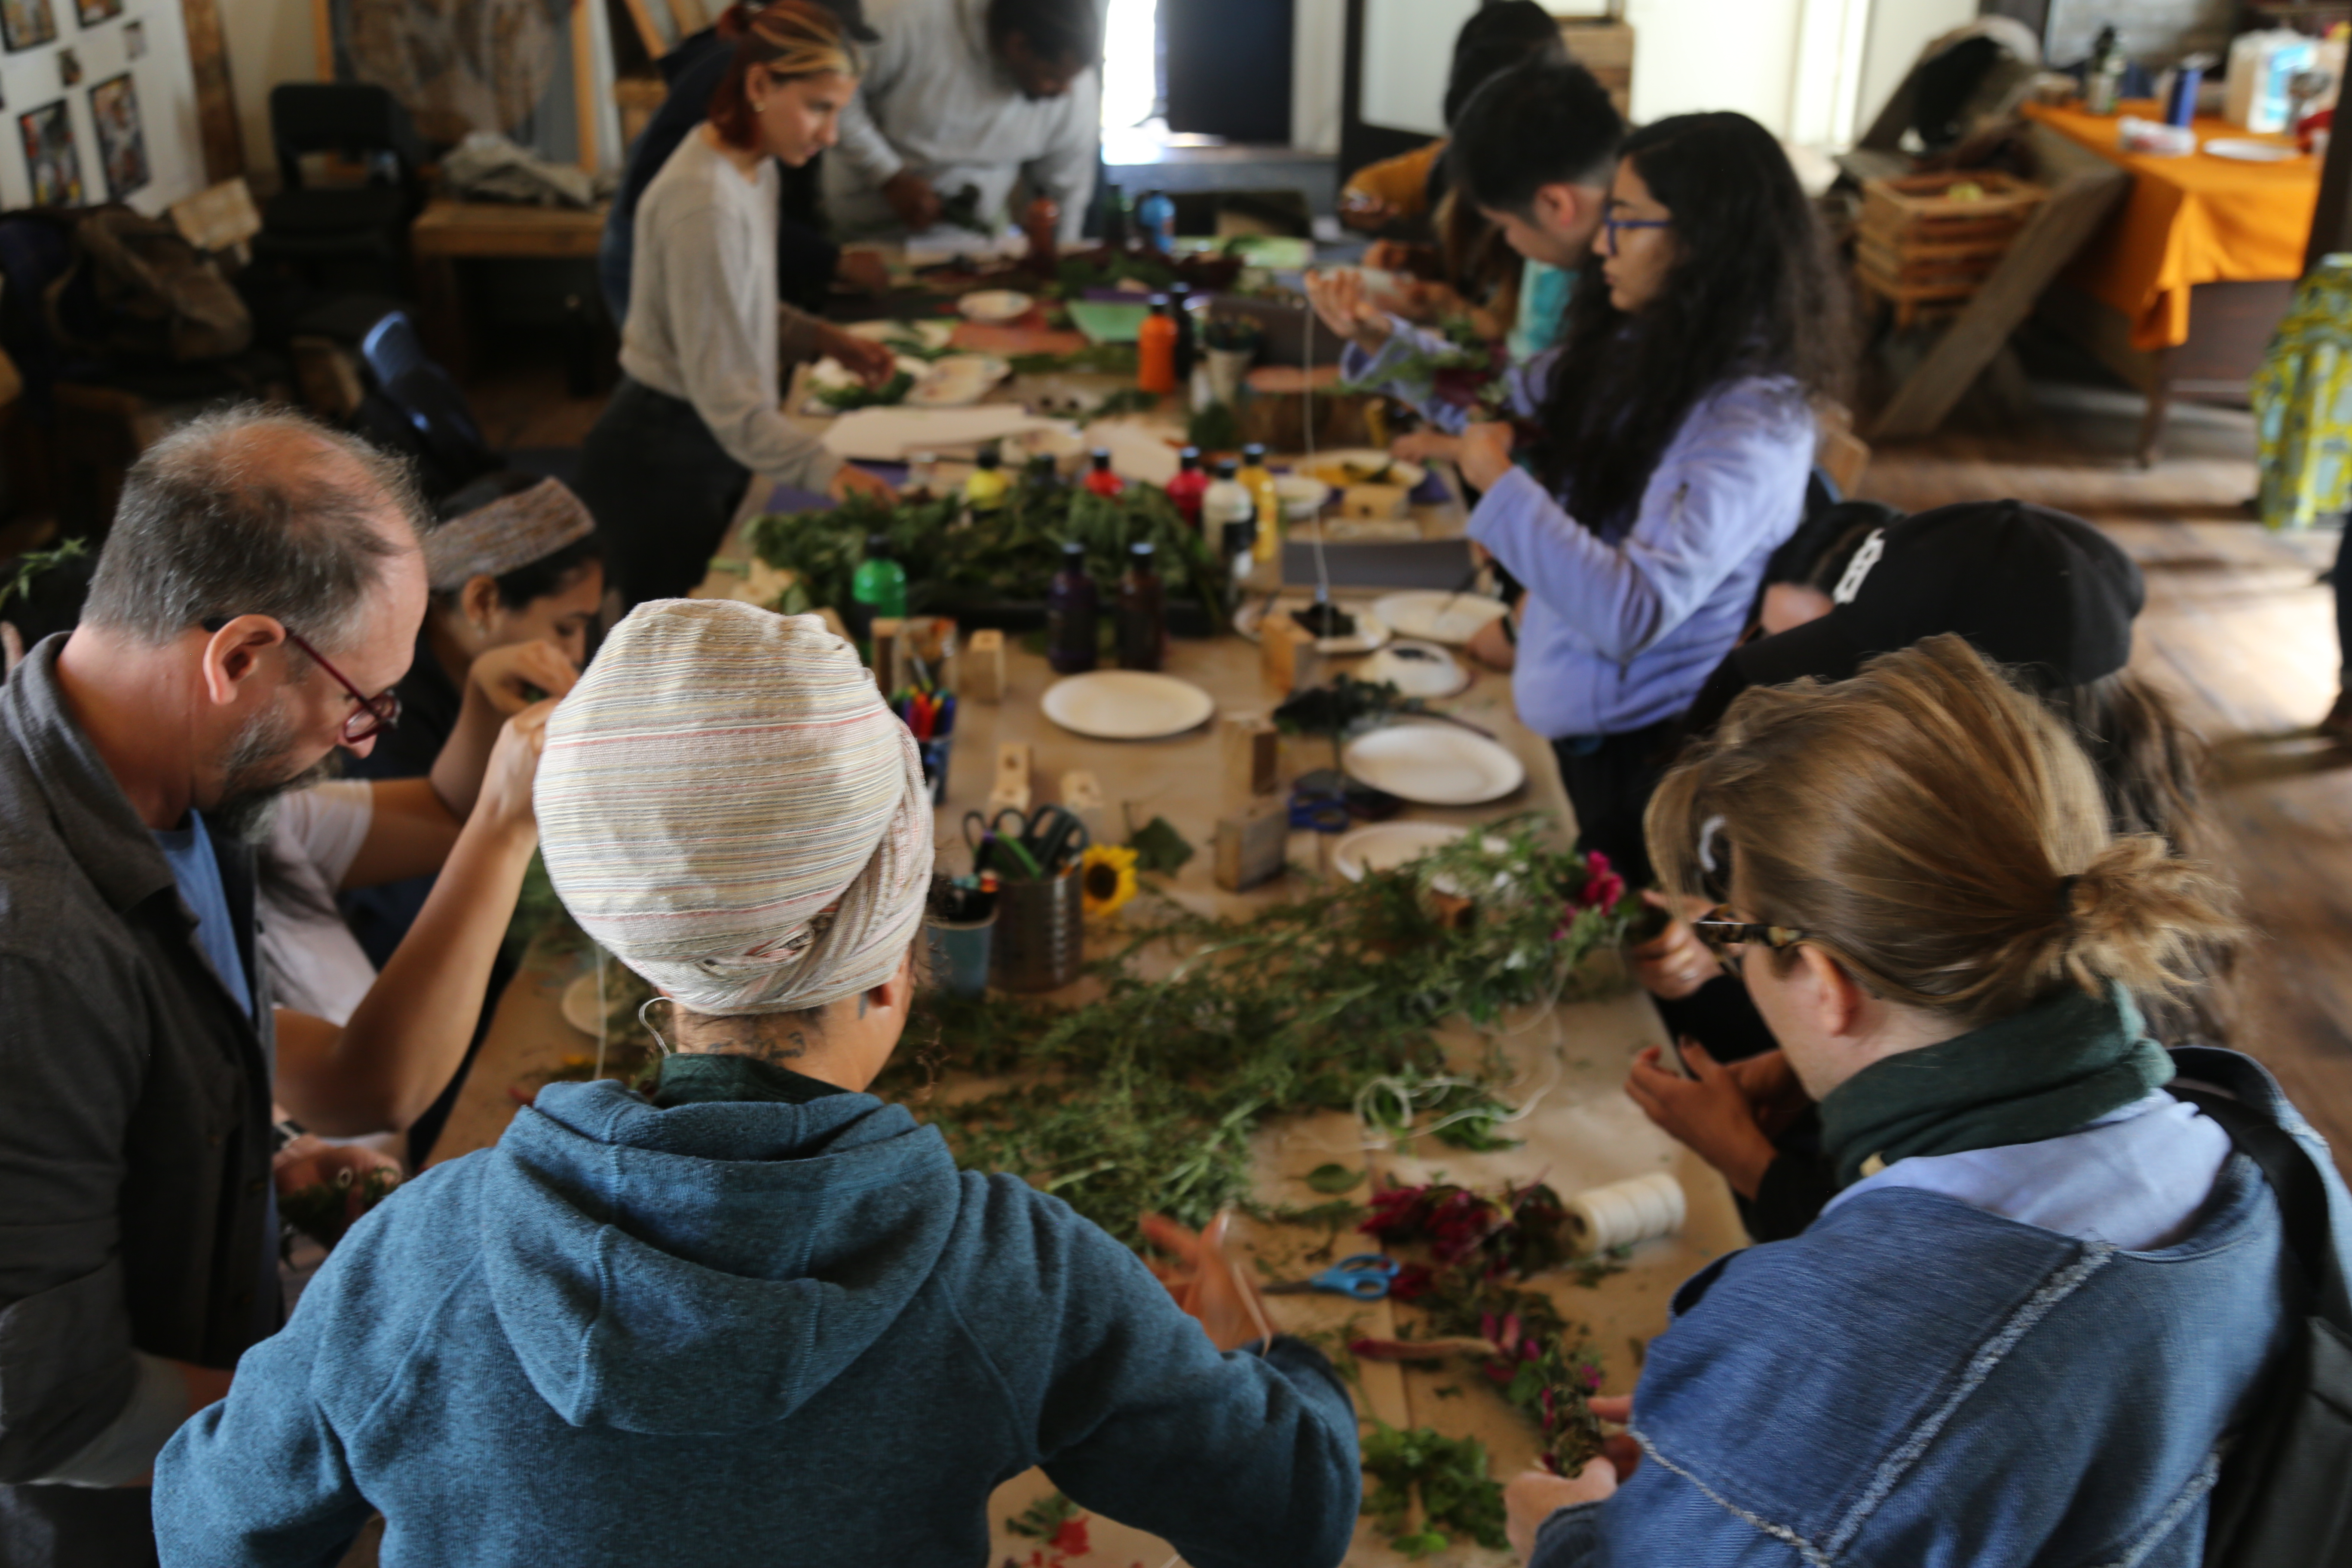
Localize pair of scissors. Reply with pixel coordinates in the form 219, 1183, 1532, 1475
962, 808, 1043, 879
1262, 1253, 1403, 1300
1020, 805, 1090, 876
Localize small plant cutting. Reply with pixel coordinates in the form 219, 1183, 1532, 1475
1361, 1423, 1511, 1558
1338, 315, 1522, 423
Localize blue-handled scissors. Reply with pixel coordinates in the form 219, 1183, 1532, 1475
1262, 1253, 1403, 1300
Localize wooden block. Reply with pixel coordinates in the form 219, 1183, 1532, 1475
991, 741, 1032, 815
1221, 715, 1280, 802
964, 628, 1007, 703
1058, 769, 1110, 845
1259, 616, 1326, 696
1213, 805, 1289, 892
870, 616, 904, 692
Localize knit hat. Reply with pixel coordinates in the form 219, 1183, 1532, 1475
423, 478, 597, 594
534, 599, 932, 1016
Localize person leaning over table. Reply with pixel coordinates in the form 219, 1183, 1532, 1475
152, 599, 1362, 1568
1619, 502, 2231, 1243
1503, 634, 2341, 1567
576, 0, 898, 614
1310, 89, 1844, 888
0, 407, 429, 1567
820, 0, 1100, 243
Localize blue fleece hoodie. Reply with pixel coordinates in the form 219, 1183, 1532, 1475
151, 1076, 1361, 1568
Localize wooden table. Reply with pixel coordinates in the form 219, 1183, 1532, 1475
407, 199, 609, 381
437, 624, 1742, 1568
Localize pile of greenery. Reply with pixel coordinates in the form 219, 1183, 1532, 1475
746, 480, 1224, 625
1361, 1424, 1511, 1558
814, 369, 916, 412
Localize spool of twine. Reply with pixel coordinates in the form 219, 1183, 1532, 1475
1564, 1171, 1687, 1253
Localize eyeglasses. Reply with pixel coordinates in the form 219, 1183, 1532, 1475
1601, 213, 1671, 256
1691, 904, 1807, 955
201, 616, 401, 744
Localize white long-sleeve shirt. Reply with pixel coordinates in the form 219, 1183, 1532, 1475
621, 129, 842, 491
824, 0, 1099, 242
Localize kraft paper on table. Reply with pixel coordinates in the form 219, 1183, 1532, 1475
2025, 100, 2320, 352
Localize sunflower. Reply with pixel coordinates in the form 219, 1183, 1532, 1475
1080, 843, 1139, 919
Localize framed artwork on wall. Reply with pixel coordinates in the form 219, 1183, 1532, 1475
123, 16, 142, 57
90, 71, 144, 196
72, 0, 118, 23
56, 43, 79, 85
1, 0, 58, 52
18, 99, 82, 204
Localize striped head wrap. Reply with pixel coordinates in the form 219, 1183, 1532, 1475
534, 599, 931, 1016
423, 478, 596, 594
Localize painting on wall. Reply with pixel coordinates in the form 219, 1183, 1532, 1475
89, 71, 143, 196
122, 16, 142, 56
18, 99, 81, 204
72, 0, 121, 23
1, 0, 57, 52
56, 44, 79, 85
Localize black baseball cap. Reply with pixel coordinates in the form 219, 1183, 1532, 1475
1687, 499, 2144, 733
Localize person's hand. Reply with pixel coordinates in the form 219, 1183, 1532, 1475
1505, 1462, 1618, 1559
834, 248, 894, 296
1302, 268, 1392, 355
1588, 1394, 1642, 1480
1337, 190, 1393, 233
467, 639, 579, 718
1456, 420, 1516, 492
0, 621, 21, 674
1390, 429, 1461, 466
830, 465, 900, 505
272, 1135, 404, 1228
1140, 1211, 1270, 1353
472, 699, 554, 836
1362, 240, 1433, 276
1727, 1049, 1812, 1141
1466, 610, 1515, 672
1626, 891, 1718, 1001
1626, 1040, 1779, 1199
881, 169, 942, 231
817, 324, 899, 386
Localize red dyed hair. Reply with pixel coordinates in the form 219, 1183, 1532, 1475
707, 0, 858, 150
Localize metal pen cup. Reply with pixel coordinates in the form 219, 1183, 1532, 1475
989, 864, 1085, 992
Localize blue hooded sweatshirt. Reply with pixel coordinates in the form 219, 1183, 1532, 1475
152, 1067, 1362, 1568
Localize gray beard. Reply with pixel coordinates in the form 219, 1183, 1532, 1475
212, 703, 340, 842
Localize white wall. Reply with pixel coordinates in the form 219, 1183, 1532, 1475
0, 0, 208, 213
221, 0, 319, 191
1292, 0, 1344, 153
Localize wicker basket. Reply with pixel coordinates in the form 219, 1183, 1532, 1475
1854, 171, 2047, 326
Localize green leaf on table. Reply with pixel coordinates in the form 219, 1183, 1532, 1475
1127, 815, 1195, 875
1305, 1162, 1365, 1194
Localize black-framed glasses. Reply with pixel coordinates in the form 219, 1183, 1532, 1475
1601, 213, 1671, 256
1691, 904, 1807, 955
201, 616, 401, 744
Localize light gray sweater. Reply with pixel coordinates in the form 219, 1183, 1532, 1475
621, 129, 842, 492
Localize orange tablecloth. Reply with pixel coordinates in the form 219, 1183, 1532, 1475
2024, 99, 2319, 351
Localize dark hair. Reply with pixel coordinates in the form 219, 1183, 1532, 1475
985, 0, 1099, 62
708, 0, 858, 150
1527, 112, 1850, 532
1442, 1, 1565, 128
429, 470, 604, 612
81, 405, 423, 651
1446, 58, 1623, 215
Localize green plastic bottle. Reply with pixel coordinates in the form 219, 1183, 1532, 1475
850, 533, 909, 643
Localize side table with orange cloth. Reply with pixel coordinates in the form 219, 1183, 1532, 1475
2024, 99, 2319, 352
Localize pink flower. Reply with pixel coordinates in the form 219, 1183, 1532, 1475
1578, 851, 1627, 913
1050, 1518, 1092, 1557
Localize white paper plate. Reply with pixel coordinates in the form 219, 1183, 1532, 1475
845, 318, 957, 349
1234, 597, 1391, 655
560, 974, 604, 1036
1302, 449, 1427, 492
958, 290, 1035, 323
1363, 638, 1470, 698
1343, 722, 1525, 805
906, 354, 1011, 407
1371, 590, 1510, 645
1042, 670, 1216, 740
1333, 821, 1468, 882
2204, 137, 2299, 162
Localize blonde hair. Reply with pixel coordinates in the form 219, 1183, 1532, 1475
1645, 634, 2239, 1027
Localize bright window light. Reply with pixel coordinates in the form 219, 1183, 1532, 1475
1100, 0, 1159, 131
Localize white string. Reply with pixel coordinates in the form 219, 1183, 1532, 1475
591, 944, 610, 1082
1302, 294, 1333, 606
638, 995, 677, 1057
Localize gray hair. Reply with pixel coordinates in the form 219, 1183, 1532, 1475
81, 405, 427, 650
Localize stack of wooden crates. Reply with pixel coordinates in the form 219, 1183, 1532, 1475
1855, 172, 2047, 328
1559, 14, 1634, 119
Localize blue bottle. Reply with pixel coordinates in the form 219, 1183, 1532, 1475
1137, 188, 1176, 257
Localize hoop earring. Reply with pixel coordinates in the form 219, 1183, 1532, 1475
638, 995, 678, 1057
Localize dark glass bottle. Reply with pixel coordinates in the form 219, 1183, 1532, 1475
1023, 451, 1066, 496
1117, 541, 1166, 671
1167, 282, 1197, 383
1045, 541, 1099, 674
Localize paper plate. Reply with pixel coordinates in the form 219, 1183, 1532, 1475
1303, 449, 1427, 492
2204, 137, 2298, 162
1041, 670, 1216, 740
1332, 821, 1468, 882
1274, 473, 1331, 518
906, 354, 1011, 407
958, 290, 1035, 323
1343, 722, 1525, 805
560, 974, 606, 1036
1371, 590, 1509, 645
845, 318, 957, 349
1362, 638, 1470, 698
1234, 596, 1390, 655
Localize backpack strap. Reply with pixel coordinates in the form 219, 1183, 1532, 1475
2171, 1085, 2346, 1334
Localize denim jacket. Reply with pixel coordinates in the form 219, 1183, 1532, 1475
1532, 1047, 2346, 1567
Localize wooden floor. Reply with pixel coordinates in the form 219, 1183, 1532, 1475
1859, 382, 2352, 1173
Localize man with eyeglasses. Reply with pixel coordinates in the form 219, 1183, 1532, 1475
0, 407, 429, 1564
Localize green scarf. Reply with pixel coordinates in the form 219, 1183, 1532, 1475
649, 1052, 849, 1108
1816, 984, 2173, 1189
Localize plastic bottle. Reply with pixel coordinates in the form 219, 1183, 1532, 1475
1137, 297, 1179, 395
1137, 188, 1176, 257
965, 447, 1011, 515
1084, 448, 1126, 498
848, 533, 908, 646
1021, 451, 1066, 497
1023, 196, 1061, 281
1117, 540, 1166, 671
1167, 283, 1198, 384
1202, 458, 1256, 582
906, 451, 940, 496
1164, 445, 1211, 528
2086, 25, 2124, 115
1044, 541, 1099, 674
1237, 444, 1281, 564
